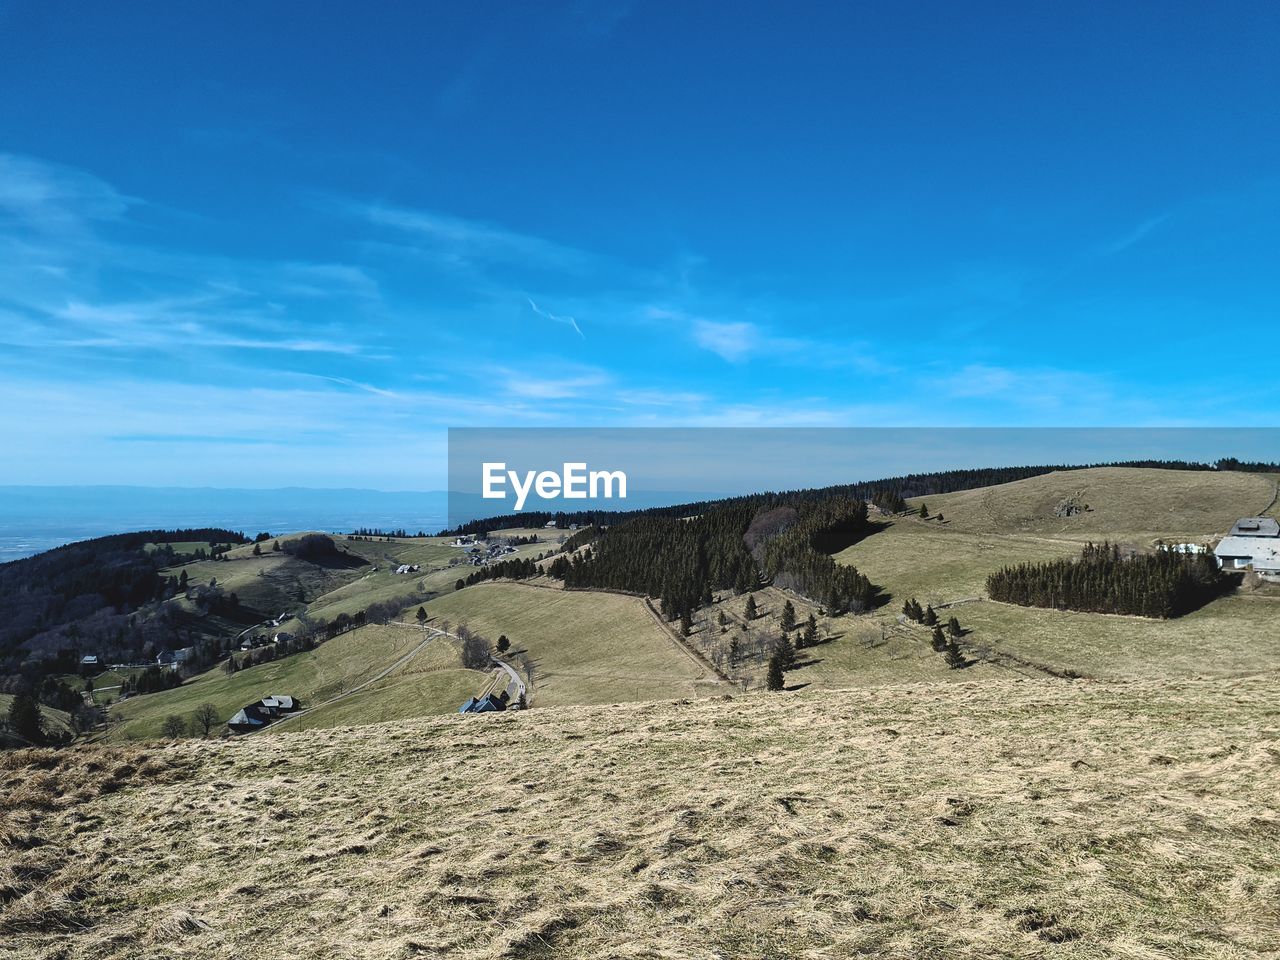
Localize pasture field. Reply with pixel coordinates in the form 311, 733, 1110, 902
425, 582, 716, 706
5, 675, 1277, 959
104, 622, 467, 741
834, 468, 1280, 680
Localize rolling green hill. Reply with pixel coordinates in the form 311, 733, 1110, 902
104, 622, 483, 740
97, 467, 1280, 737
836, 467, 1280, 680
426, 582, 716, 706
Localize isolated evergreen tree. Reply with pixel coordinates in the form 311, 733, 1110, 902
919, 503, 930, 519
802, 614, 818, 649
6, 692, 42, 742
253, 542, 262, 556
780, 599, 796, 632
945, 639, 966, 669
455, 579, 465, 591
765, 652, 786, 691
902, 599, 914, 618
744, 595, 758, 621
497, 634, 510, 653
776, 632, 797, 670
179, 569, 189, 589
272, 540, 281, 552
931, 625, 947, 652
936, 513, 944, 523
717, 610, 729, 627
416, 606, 428, 625
947, 616, 962, 637
923, 605, 938, 626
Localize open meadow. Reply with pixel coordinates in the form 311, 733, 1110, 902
4, 675, 1277, 959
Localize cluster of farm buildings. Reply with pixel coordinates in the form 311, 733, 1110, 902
1213, 516, 1280, 579
228, 694, 301, 733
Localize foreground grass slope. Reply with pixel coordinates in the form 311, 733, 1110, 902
4, 677, 1277, 959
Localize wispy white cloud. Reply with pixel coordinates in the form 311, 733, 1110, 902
1098, 214, 1170, 257
691, 319, 759, 362
527, 297, 584, 338
0, 153, 133, 235
354, 202, 602, 275
493, 366, 610, 400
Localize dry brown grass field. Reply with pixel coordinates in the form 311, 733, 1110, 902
425, 582, 718, 706
834, 468, 1280, 682
3, 676, 1278, 959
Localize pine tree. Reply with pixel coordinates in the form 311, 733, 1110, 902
780, 599, 796, 632
416, 606, 428, 625
497, 634, 510, 653
718, 610, 728, 627
945, 639, 966, 669
272, 540, 280, 552
923, 605, 938, 626
253, 542, 262, 556
745, 595, 758, 621
6, 692, 42, 742
931, 625, 947, 651
776, 633, 797, 669
765, 652, 785, 691
947, 616, 962, 637
919, 503, 930, 519
680, 609, 693, 637
802, 614, 818, 649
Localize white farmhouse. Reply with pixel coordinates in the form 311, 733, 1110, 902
1214, 517, 1280, 579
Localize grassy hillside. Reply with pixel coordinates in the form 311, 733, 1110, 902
835, 467, 1280, 680
105, 622, 482, 740
910, 466, 1277, 540
4, 676, 1277, 958
95, 467, 1280, 736
426, 582, 718, 706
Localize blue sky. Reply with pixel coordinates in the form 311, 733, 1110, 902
1, 1, 1277, 489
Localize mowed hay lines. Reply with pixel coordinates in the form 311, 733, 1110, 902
5, 677, 1279, 959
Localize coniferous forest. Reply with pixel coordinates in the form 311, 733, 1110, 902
986, 541, 1228, 618
528, 496, 882, 618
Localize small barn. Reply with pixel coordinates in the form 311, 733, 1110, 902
458, 693, 507, 714
228, 705, 268, 732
